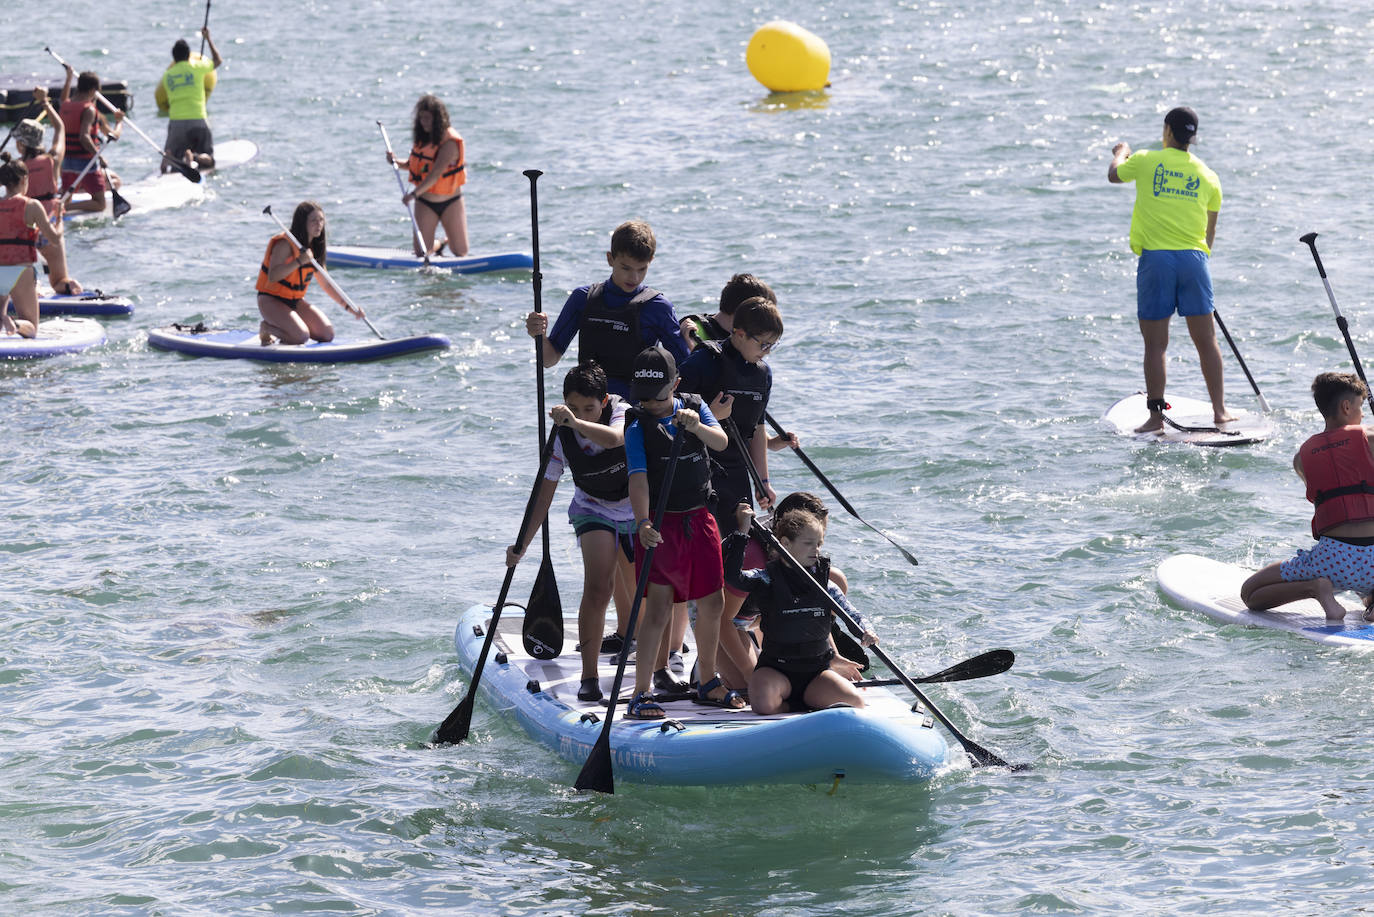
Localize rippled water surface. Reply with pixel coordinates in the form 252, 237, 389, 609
5, 0, 1374, 913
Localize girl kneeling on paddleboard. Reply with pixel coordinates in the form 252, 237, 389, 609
256, 201, 362, 345
10, 88, 82, 295
725, 501, 877, 715
0, 160, 66, 339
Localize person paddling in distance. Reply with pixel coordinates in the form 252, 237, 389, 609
680, 272, 776, 352
1242, 372, 1374, 622
505, 361, 637, 703
0, 160, 66, 339
7, 90, 83, 295
161, 28, 223, 173
526, 220, 690, 400
59, 70, 122, 214
256, 201, 364, 345
1108, 106, 1233, 433
387, 95, 468, 258
623, 345, 743, 718
726, 501, 877, 715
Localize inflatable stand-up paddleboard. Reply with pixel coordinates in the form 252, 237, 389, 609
65, 139, 259, 224
1104, 392, 1273, 446
1, 317, 106, 359
34, 289, 135, 317
1157, 553, 1374, 650
147, 324, 450, 363
327, 245, 533, 274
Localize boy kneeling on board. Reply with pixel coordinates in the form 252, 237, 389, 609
1242, 372, 1374, 622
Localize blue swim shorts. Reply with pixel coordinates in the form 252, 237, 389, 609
1136, 249, 1213, 321
1279, 537, 1374, 595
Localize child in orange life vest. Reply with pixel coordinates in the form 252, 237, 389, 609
1242, 372, 1374, 622
0, 160, 65, 339
387, 94, 468, 257
8, 87, 82, 295
59, 70, 122, 214
505, 361, 636, 703
256, 201, 365, 345
679, 272, 776, 352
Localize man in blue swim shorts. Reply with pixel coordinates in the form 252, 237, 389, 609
1109, 106, 1233, 434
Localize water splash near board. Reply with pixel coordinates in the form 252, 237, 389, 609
1104, 392, 1273, 446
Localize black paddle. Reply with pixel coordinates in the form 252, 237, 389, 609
434, 437, 559, 745
1212, 308, 1271, 413
102, 156, 131, 219
199, 0, 212, 57
855, 648, 1015, 688
574, 430, 685, 794
521, 169, 563, 660
1300, 232, 1374, 416
763, 411, 919, 566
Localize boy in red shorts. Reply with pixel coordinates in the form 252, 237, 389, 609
623, 345, 745, 718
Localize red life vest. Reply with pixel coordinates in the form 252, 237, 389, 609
59, 99, 99, 157
0, 196, 38, 265
23, 154, 61, 220
407, 127, 466, 197
1301, 425, 1374, 537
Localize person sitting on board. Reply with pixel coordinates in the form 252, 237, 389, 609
0, 160, 66, 339
679, 296, 798, 689
505, 361, 637, 703
161, 29, 223, 173
59, 70, 122, 215
387, 94, 468, 258
1241, 373, 1374, 622
256, 201, 364, 346
7, 89, 83, 295
679, 272, 776, 352
525, 220, 690, 401
1108, 106, 1233, 434
725, 501, 877, 715
623, 345, 743, 718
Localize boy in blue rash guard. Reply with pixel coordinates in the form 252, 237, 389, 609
525, 220, 690, 400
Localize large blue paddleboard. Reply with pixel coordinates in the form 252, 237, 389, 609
34, 290, 135, 317
147, 326, 450, 363
452, 605, 952, 786
1104, 392, 1273, 447
1, 317, 106, 359
1157, 553, 1374, 650
327, 245, 532, 274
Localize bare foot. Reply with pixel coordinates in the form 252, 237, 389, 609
1314, 577, 1348, 622
1134, 416, 1164, 433
1214, 411, 1238, 425
258, 321, 275, 346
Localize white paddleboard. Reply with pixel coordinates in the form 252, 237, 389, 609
65, 139, 258, 223
1104, 392, 1273, 446
1156, 553, 1374, 650
0, 317, 106, 359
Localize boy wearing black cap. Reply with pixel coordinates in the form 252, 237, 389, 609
1108, 106, 1232, 434
621, 345, 744, 718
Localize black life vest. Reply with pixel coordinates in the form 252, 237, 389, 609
555, 396, 629, 502
695, 340, 768, 455
630, 393, 715, 513
758, 556, 835, 667
578, 282, 659, 383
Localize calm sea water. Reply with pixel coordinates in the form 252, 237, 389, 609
5, 0, 1374, 913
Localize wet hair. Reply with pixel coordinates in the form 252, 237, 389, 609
0, 158, 29, 190
290, 201, 327, 265
609, 220, 655, 261
564, 360, 609, 401
172, 39, 190, 62
773, 508, 825, 542
775, 491, 829, 525
1312, 371, 1368, 419
720, 273, 775, 315
1164, 106, 1199, 148
733, 296, 784, 338
76, 72, 100, 95
412, 94, 451, 148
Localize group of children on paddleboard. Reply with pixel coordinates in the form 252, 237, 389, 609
505, 219, 879, 719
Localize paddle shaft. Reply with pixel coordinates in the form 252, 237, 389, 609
1300, 232, 1374, 416
763, 411, 919, 566
1211, 309, 1271, 413
377, 122, 428, 266
263, 205, 385, 340
523, 170, 554, 575
199, 0, 212, 57
434, 437, 559, 745
575, 431, 685, 794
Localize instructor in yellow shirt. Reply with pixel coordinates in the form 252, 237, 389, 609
1109, 107, 1232, 433
161, 28, 223, 173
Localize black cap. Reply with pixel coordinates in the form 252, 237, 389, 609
1164, 106, 1198, 144
631, 345, 676, 401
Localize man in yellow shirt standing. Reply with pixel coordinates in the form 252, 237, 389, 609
161, 28, 223, 173
1109, 106, 1232, 433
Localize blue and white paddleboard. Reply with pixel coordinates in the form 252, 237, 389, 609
1, 317, 106, 359
146, 325, 450, 363
1156, 553, 1374, 650
1104, 392, 1273, 447
327, 245, 533, 274
452, 605, 952, 786
35, 289, 135, 317
65, 139, 259, 223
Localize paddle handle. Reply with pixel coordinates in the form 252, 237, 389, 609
199, 0, 212, 57
263, 205, 384, 339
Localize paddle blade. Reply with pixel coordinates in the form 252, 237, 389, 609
111, 191, 132, 219
522, 553, 563, 659
573, 736, 614, 794
432, 691, 474, 746
916, 649, 1014, 685
171, 157, 202, 183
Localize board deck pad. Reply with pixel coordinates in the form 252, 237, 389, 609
327, 245, 533, 274
1156, 553, 1374, 650
1, 317, 106, 359
1104, 392, 1273, 446
147, 326, 450, 363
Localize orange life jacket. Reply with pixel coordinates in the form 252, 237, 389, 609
1302, 425, 1374, 537
255, 233, 316, 301
59, 99, 99, 158
0, 196, 38, 265
407, 127, 466, 197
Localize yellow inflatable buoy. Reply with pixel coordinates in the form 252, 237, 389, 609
746, 20, 830, 93
154, 54, 216, 114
